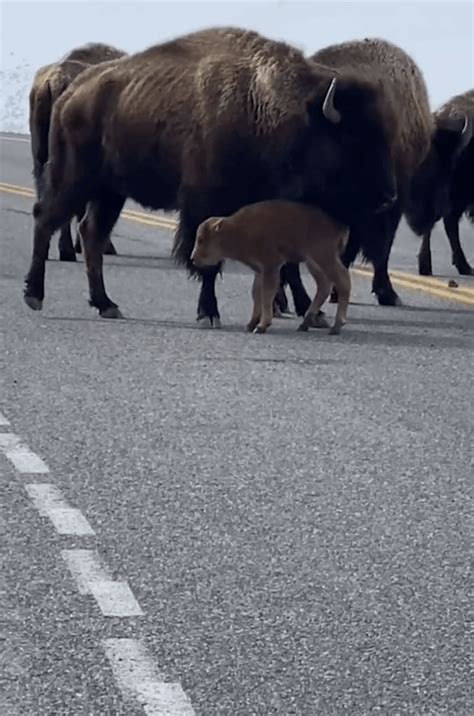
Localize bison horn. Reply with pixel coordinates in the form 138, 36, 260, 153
458, 114, 472, 152
322, 77, 341, 124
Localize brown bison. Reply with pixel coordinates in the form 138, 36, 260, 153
191, 200, 350, 335
410, 89, 474, 276
29, 43, 126, 262
281, 38, 471, 310
23, 26, 397, 322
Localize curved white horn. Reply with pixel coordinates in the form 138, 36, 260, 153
322, 77, 341, 124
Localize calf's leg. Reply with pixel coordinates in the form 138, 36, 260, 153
247, 272, 262, 332
444, 211, 473, 275
79, 192, 125, 318
324, 258, 351, 335
253, 267, 280, 334
297, 260, 331, 331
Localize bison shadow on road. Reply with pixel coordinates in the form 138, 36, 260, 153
43, 310, 473, 351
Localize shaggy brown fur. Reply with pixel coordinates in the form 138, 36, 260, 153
24, 26, 397, 322
28, 43, 126, 261
191, 200, 350, 335
416, 89, 474, 275
307, 37, 470, 306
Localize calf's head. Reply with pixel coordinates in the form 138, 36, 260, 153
300, 74, 398, 223
191, 217, 228, 267
405, 112, 472, 235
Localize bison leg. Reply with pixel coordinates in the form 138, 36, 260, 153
175, 192, 224, 328
273, 281, 289, 316
418, 231, 433, 276
444, 212, 473, 275
279, 262, 311, 316
367, 205, 402, 306
24, 196, 78, 311
79, 193, 125, 318
58, 222, 77, 262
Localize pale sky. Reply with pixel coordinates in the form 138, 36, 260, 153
1, 1, 473, 132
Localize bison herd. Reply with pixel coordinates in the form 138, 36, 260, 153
23, 27, 473, 333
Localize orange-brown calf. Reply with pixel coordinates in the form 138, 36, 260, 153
191, 200, 350, 335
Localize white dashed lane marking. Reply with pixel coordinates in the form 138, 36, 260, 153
62, 549, 144, 617
103, 638, 196, 715
0, 411, 11, 426
0, 433, 50, 473
25, 483, 95, 535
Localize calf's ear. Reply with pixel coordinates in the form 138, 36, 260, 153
210, 217, 225, 232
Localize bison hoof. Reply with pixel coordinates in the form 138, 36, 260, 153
197, 315, 222, 329
24, 295, 43, 311
297, 322, 309, 332
376, 289, 402, 307
59, 251, 77, 262
455, 263, 473, 276
104, 243, 118, 256
418, 261, 433, 276
100, 305, 124, 319
253, 325, 268, 334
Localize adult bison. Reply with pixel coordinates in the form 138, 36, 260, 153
29, 43, 126, 261
411, 89, 473, 276
288, 38, 470, 308
23, 26, 398, 323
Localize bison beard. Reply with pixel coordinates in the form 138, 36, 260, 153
23, 27, 397, 323
28, 43, 126, 262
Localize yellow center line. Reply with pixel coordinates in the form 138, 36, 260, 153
353, 265, 474, 301
0, 181, 176, 230
1, 181, 473, 306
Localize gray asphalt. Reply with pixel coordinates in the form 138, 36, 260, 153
1, 133, 473, 715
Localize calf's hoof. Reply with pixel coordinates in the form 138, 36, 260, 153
100, 305, 124, 319
24, 294, 43, 311
307, 311, 330, 329
197, 315, 222, 329
253, 325, 268, 334
328, 321, 344, 335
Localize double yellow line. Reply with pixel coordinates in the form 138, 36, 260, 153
0, 182, 176, 231
1, 180, 473, 306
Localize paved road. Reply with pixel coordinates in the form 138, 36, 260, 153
1, 133, 473, 715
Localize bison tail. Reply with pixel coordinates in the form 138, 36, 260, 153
171, 216, 201, 277
29, 80, 53, 195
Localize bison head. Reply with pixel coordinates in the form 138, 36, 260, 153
297, 74, 398, 224
404, 112, 472, 236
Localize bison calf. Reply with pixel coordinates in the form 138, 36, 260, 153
191, 200, 350, 335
